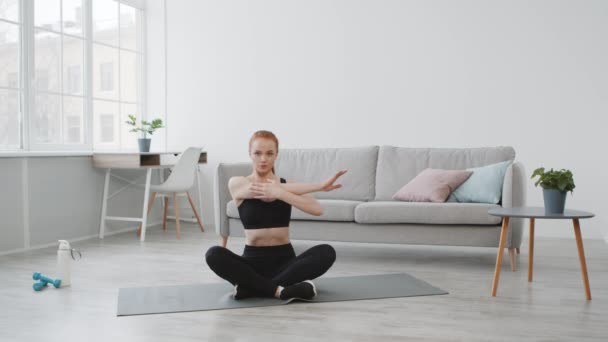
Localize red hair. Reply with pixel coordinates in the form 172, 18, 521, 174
249, 130, 279, 173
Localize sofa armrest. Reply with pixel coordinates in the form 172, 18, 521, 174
214, 162, 251, 237
501, 161, 527, 248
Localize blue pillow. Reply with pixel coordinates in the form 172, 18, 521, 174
447, 160, 513, 204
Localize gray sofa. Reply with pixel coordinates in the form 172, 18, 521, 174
214, 146, 526, 253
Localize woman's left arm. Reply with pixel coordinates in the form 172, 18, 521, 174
279, 182, 322, 195
278, 191, 324, 216
279, 170, 348, 195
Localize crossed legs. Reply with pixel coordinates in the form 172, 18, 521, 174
205, 244, 336, 298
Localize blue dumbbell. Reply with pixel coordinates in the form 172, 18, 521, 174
32, 272, 62, 288
33, 281, 49, 291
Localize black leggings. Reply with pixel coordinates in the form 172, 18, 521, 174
205, 243, 336, 298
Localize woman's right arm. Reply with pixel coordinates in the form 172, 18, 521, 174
228, 176, 256, 200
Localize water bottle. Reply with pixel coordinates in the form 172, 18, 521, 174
57, 240, 72, 287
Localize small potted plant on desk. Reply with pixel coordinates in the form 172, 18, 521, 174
125, 115, 164, 152
531, 167, 575, 214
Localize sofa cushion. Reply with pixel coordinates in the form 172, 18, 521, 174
227, 199, 362, 222
375, 146, 516, 201
447, 160, 513, 204
274, 146, 378, 201
354, 201, 502, 225
392, 168, 472, 202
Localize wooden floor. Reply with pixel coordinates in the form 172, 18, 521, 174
1, 223, 607, 342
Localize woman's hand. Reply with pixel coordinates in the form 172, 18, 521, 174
250, 179, 285, 201
320, 170, 348, 192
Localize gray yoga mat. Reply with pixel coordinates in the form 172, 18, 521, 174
117, 273, 448, 316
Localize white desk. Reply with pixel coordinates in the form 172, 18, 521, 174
93, 151, 207, 241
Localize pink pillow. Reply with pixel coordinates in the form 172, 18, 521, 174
392, 168, 473, 202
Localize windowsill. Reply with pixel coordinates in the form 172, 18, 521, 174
0, 149, 192, 158
0, 151, 95, 158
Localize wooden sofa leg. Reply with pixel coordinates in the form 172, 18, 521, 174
221, 236, 228, 248
508, 247, 517, 272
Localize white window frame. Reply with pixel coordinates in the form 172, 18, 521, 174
0, 0, 146, 152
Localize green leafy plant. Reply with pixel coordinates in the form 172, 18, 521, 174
125, 115, 164, 139
530, 167, 575, 193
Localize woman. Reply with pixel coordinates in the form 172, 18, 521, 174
205, 130, 347, 300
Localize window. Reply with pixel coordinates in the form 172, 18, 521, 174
0, 0, 21, 148
92, 0, 142, 149
35, 69, 48, 90
0, 0, 145, 151
66, 65, 80, 94
7, 72, 17, 87
63, 95, 83, 143
66, 115, 81, 143
99, 113, 113, 142
32, 0, 84, 145
99, 62, 113, 91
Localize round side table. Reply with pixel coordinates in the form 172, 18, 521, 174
488, 206, 595, 300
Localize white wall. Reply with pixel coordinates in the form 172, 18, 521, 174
147, 0, 608, 241
0, 157, 164, 254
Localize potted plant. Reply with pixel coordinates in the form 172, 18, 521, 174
125, 115, 164, 152
530, 167, 575, 214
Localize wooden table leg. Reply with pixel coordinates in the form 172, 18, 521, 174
492, 216, 510, 296
174, 192, 181, 239
508, 248, 516, 272
572, 218, 591, 300
528, 218, 535, 282
187, 192, 205, 232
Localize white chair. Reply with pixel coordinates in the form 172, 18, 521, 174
137, 147, 205, 239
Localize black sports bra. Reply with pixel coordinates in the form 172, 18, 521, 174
237, 177, 292, 230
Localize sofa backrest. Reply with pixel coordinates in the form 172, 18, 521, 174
374, 146, 516, 201
275, 146, 379, 201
